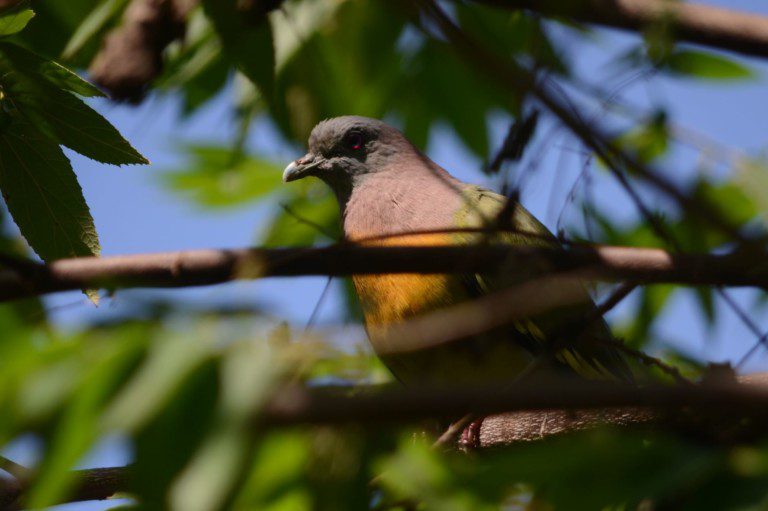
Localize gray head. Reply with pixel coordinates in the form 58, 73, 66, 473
282, 116, 417, 196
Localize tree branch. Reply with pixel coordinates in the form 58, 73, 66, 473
0, 243, 766, 302
471, 0, 768, 60
0, 466, 128, 511
263, 377, 768, 427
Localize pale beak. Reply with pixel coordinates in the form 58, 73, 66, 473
283, 153, 323, 182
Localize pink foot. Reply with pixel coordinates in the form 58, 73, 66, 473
459, 418, 485, 450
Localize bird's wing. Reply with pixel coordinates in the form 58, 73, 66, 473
453, 185, 634, 382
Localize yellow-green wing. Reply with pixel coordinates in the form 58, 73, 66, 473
453, 185, 633, 382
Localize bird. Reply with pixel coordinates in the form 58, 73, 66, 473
283, 116, 634, 439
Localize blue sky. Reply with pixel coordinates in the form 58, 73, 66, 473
4, 1, 768, 508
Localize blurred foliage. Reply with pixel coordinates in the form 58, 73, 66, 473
0, 0, 767, 509
162, 145, 284, 208
3, 307, 768, 510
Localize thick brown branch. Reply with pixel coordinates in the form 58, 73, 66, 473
0, 466, 128, 510
472, 0, 768, 60
1, 243, 767, 302
263, 378, 768, 427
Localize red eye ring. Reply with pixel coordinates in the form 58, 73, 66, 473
346, 132, 363, 151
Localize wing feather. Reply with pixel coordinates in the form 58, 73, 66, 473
453, 185, 633, 382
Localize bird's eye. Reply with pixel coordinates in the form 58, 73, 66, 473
345, 131, 364, 151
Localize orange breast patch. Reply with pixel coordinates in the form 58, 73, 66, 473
350, 233, 470, 351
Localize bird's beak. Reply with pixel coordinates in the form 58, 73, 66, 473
283, 153, 323, 183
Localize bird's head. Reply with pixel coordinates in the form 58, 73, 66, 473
282, 116, 415, 194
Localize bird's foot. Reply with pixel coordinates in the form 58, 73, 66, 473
458, 417, 485, 450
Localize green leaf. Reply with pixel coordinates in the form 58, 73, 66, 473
0, 41, 105, 97
26, 337, 144, 508
0, 113, 99, 260
131, 358, 220, 507
0, 59, 147, 164
404, 39, 518, 156
734, 158, 768, 224
615, 110, 669, 163
617, 284, 675, 348
674, 179, 760, 250
202, 0, 275, 97
269, 0, 406, 139
665, 50, 754, 81
262, 184, 340, 246
159, 30, 229, 115
232, 432, 311, 510
0, 3, 34, 37
9, 1, 100, 61
162, 145, 283, 208
61, 0, 130, 60
103, 335, 214, 432
28, 83, 147, 165
170, 341, 282, 511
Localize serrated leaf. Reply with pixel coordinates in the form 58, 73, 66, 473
61, 0, 130, 60
32, 85, 147, 165
0, 42, 105, 97
0, 4, 34, 37
0, 113, 99, 260
201, 0, 275, 97
665, 49, 754, 81
1, 68, 147, 165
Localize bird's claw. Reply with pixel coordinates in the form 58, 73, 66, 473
458, 418, 485, 450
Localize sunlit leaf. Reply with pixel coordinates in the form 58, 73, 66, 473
162, 145, 283, 208
102, 336, 214, 432
0, 2, 33, 37
11, 0, 100, 61
61, 0, 129, 60
262, 183, 340, 246
734, 158, 768, 225
664, 49, 754, 81
171, 427, 253, 511
232, 432, 311, 510
26, 336, 144, 508
615, 110, 669, 163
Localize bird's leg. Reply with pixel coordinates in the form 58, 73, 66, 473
458, 417, 485, 450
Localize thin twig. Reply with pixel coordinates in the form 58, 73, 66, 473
597, 336, 692, 385
0, 457, 29, 481
279, 203, 338, 240
433, 413, 476, 449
